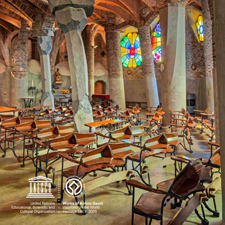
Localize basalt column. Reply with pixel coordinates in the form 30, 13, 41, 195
139, 25, 159, 108
215, 0, 225, 223
202, 0, 214, 111
85, 25, 95, 100
160, 1, 187, 125
37, 35, 55, 110
106, 29, 126, 110
53, 6, 94, 132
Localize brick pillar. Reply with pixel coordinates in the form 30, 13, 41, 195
85, 25, 95, 100
214, 1, 225, 223
106, 28, 125, 110
202, 0, 214, 111
160, 1, 187, 125
138, 24, 159, 108
10, 21, 29, 79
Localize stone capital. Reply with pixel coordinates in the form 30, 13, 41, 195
55, 7, 87, 33
37, 36, 52, 55
33, 13, 55, 37
47, 0, 95, 17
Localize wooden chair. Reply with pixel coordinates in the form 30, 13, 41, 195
140, 112, 163, 137
56, 143, 134, 213
93, 109, 105, 120
163, 152, 221, 218
1, 117, 34, 159
169, 116, 196, 153
53, 110, 74, 125
127, 133, 175, 185
126, 163, 207, 225
95, 126, 146, 145
37, 109, 53, 120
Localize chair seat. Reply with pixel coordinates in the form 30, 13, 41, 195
37, 152, 59, 162
135, 192, 166, 216
78, 139, 97, 147
5, 135, 23, 142
127, 151, 154, 162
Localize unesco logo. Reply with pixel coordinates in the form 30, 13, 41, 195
64, 176, 83, 197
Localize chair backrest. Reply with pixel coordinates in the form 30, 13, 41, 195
80, 144, 113, 166
112, 126, 132, 135
168, 163, 205, 199
209, 148, 220, 166
181, 108, 186, 115
205, 108, 213, 114
0, 115, 14, 123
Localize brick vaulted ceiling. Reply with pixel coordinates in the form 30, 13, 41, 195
0, 0, 202, 33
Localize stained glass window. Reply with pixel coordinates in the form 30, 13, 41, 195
196, 15, 204, 42
151, 22, 162, 63
121, 33, 142, 68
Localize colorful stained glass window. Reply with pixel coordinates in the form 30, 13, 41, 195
151, 22, 162, 63
121, 33, 142, 68
196, 15, 204, 42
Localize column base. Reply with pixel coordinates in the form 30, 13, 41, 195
144, 76, 159, 108
109, 77, 126, 111
72, 95, 94, 133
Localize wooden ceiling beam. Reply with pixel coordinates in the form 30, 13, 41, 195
0, 12, 21, 28
0, 19, 14, 32
5, 0, 34, 24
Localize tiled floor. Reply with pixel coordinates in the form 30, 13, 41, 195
0, 117, 222, 225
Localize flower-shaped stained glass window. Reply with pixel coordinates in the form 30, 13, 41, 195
196, 15, 204, 42
152, 22, 162, 63
121, 33, 142, 68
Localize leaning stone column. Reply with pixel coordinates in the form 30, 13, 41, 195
48, 1, 94, 132
105, 28, 126, 110
159, 1, 187, 125
202, 0, 214, 111
214, 1, 225, 223
85, 25, 95, 100
37, 35, 55, 110
138, 25, 159, 108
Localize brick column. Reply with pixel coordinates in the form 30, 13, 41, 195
214, 1, 225, 223
105, 28, 125, 110
160, 1, 187, 125
138, 24, 159, 108
202, 0, 214, 111
85, 25, 95, 100
49, 1, 94, 132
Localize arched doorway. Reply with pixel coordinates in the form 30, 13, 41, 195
95, 81, 106, 94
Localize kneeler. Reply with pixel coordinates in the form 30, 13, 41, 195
126, 163, 208, 225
